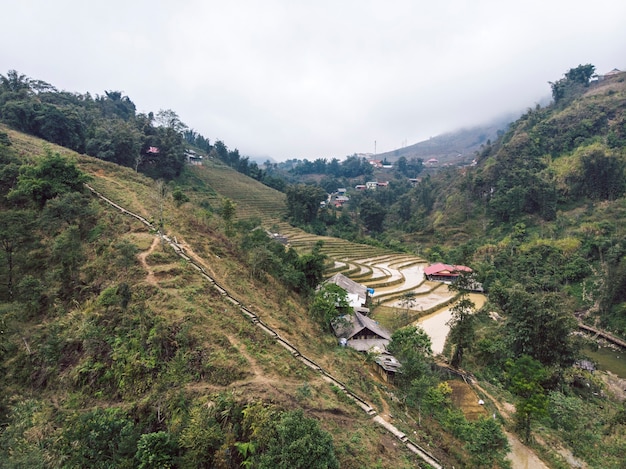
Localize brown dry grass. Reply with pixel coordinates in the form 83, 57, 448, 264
447, 380, 489, 421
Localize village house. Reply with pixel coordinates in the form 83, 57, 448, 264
424, 263, 472, 282
324, 272, 369, 310
332, 310, 392, 352
185, 149, 203, 165
333, 195, 350, 207
324, 273, 401, 381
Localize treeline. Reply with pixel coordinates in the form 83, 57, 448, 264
286, 154, 423, 181
0, 70, 279, 187
0, 70, 191, 180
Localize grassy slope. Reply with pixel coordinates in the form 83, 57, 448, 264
1, 126, 443, 468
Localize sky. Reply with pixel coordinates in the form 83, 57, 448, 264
1, 1, 625, 161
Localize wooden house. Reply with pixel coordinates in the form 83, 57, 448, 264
332, 310, 392, 352
373, 353, 402, 384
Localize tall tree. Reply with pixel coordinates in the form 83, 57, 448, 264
0, 210, 35, 300
506, 355, 549, 443
447, 295, 476, 369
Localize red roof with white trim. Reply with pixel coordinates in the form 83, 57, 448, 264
424, 263, 472, 277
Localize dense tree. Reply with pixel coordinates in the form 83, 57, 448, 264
388, 325, 435, 417
577, 146, 626, 200
59, 407, 138, 468
310, 283, 352, 331
0, 210, 35, 300
257, 410, 338, 469
8, 151, 89, 208
359, 198, 386, 233
296, 241, 326, 291
465, 416, 510, 468
550, 64, 596, 104
506, 355, 549, 442
85, 119, 142, 167
446, 290, 476, 368
286, 184, 327, 225
96, 90, 136, 120
491, 285, 577, 367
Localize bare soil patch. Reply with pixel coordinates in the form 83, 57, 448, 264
137, 235, 160, 286
447, 380, 489, 421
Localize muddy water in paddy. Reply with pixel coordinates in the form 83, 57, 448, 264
416, 293, 487, 355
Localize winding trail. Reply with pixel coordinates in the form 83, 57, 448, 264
86, 184, 443, 469
137, 235, 160, 286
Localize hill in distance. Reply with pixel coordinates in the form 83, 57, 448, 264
375, 113, 519, 166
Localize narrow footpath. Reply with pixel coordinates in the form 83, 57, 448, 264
86, 184, 443, 469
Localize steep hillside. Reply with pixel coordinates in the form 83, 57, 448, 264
2, 127, 500, 468
3, 65, 626, 468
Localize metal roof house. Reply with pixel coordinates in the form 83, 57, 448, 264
324, 272, 369, 308
332, 310, 392, 353
424, 263, 472, 282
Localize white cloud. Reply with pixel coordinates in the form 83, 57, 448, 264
1, 0, 625, 160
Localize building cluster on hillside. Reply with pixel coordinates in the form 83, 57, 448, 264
354, 181, 389, 191
322, 273, 400, 383
319, 261, 480, 383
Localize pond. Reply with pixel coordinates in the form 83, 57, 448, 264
583, 345, 626, 379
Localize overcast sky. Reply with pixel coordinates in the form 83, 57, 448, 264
2, 1, 625, 161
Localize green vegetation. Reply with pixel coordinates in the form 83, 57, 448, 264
2, 63, 626, 468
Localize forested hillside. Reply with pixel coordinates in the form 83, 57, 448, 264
0, 130, 418, 468
1, 65, 626, 468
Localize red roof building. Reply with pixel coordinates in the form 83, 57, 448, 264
424, 263, 472, 282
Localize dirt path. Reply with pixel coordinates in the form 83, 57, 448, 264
137, 235, 160, 285
472, 382, 551, 469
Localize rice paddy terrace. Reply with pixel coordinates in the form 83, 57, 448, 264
190, 158, 287, 224
282, 226, 456, 312
192, 159, 456, 315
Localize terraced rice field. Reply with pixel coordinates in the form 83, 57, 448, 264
279, 226, 458, 315
191, 159, 464, 335
193, 160, 287, 223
